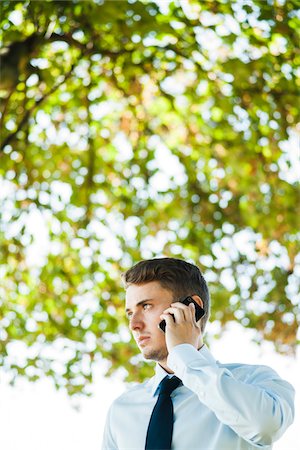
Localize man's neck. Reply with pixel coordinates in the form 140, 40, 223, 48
158, 360, 174, 374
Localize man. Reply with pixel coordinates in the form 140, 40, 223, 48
101, 258, 295, 450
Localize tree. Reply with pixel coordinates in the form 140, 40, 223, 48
0, 0, 299, 396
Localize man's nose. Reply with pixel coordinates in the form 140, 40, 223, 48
129, 312, 144, 331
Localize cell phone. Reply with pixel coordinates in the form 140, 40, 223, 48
159, 296, 205, 333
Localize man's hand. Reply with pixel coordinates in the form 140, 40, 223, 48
160, 301, 203, 352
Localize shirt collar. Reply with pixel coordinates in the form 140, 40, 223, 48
150, 363, 174, 397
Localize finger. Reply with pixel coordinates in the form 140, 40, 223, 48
171, 302, 194, 321
162, 307, 184, 323
160, 313, 175, 328
162, 306, 185, 322
170, 301, 189, 310
189, 302, 197, 324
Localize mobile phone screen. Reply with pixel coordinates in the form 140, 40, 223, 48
159, 296, 204, 333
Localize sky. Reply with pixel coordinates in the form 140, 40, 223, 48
0, 322, 298, 450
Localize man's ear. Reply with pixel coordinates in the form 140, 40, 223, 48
191, 295, 204, 310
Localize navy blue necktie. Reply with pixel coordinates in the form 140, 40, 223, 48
145, 376, 181, 450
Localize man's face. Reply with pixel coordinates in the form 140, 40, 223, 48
125, 281, 174, 363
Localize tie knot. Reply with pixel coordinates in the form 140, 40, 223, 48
159, 376, 181, 396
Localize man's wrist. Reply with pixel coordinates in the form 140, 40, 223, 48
167, 344, 202, 376
167, 344, 218, 378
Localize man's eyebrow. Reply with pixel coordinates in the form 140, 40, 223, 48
125, 298, 155, 313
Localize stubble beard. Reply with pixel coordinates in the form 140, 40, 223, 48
142, 345, 168, 362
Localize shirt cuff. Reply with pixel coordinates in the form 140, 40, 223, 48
167, 344, 218, 379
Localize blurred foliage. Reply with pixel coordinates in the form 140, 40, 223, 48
0, 0, 299, 396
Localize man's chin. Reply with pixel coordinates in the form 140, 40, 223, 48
141, 348, 168, 362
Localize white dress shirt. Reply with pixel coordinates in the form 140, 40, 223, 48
101, 344, 295, 450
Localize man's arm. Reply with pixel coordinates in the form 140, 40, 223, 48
162, 301, 295, 446
168, 344, 295, 447
101, 405, 118, 450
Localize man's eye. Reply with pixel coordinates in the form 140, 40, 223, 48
126, 304, 151, 319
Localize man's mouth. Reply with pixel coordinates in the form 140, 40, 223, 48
137, 335, 150, 345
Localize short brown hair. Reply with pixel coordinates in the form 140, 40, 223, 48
122, 257, 210, 332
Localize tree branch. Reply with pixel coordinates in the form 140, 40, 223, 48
0, 57, 82, 152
